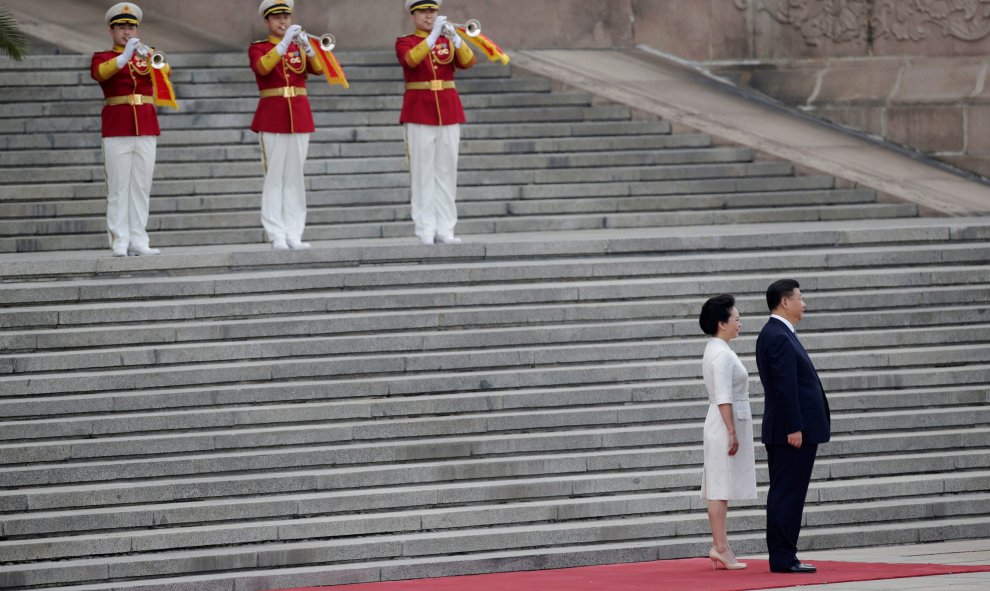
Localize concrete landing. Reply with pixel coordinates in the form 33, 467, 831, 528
3, 216, 989, 273
745, 539, 990, 591
510, 48, 990, 218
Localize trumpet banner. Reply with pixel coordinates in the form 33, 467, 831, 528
314, 47, 350, 89
457, 29, 510, 65
150, 67, 179, 110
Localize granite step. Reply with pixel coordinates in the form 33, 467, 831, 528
0, 158, 787, 193
6, 184, 867, 223
0, 144, 746, 180
2, 487, 986, 564
4, 516, 982, 591
3, 219, 989, 279
0, 131, 705, 169
2, 295, 984, 355
1, 432, 983, 512
8, 241, 986, 305
1, 258, 985, 324
0, 77, 554, 106
1, 380, 987, 472
7, 158, 789, 189
0, 494, 985, 589
9, 187, 814, 238
1, 104, 634, 135
0, 120, 679, 154
2, 403, 987, 486
0, 201, 920, 253
0, 59, 510, 89
3, 464, 985, 538
0, 160, 817, 203
4, 336, 986, 398
7, 200, 917, 245
0, 92, 598, 120
1, 314, 985, 376
3, 357, 986, 421
0, 380, 984, 441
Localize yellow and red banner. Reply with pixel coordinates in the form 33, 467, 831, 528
457, 29, 510, 65
150, 67, 179, 110
313, 47, 350, 89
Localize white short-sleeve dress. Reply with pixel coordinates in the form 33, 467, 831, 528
700, 338, 757, 500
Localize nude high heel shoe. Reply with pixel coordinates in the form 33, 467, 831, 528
709, 547, 747, 570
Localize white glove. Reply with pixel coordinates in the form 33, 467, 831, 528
297, 30, 315, 57
276, 24, 302, 56
427, 16, 447, 48
451, 29, 463, 49
117, 37, 141, 68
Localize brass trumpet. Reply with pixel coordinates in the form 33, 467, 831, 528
442, 18, 482, 38
299, 31, 337, 52
136, 44, 167, 69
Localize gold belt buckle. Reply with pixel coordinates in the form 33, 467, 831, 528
130, 95, 142, 106
283, 86, 296, 98
430, 79, 444, 91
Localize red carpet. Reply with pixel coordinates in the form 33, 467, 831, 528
275, 559, 990, 591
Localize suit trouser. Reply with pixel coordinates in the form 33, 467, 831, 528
103, 136, 156, 249
765, 442, 818, 570
405, 123, 460, 241
260, 132, 310, 243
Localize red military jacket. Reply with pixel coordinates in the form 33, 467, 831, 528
249, 36, 324, 134
90, 47, 164, 137
396, 31, 476, 127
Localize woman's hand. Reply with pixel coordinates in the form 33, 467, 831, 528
718, 403, 740, 456
727, 431, 739, 456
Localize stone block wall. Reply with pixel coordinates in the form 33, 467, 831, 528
137, 0, 639, 50
643, 1, 990, 178
651, 0, 990, 61
5, 0, 640, 53
23, 1, 990, 59
710, 56, 990, 176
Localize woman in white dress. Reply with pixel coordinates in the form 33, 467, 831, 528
699, 294, 757, 570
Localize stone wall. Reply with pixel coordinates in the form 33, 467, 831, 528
708, 56, 990, 177
634, 1, 990, 178
154, 0, 637, 50
5, 0, 639, 52
640, 0, 990, 61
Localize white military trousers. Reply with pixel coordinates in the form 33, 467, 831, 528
405, 123, 460, 241
103, 136, 156, 249
260, 132, 310, 243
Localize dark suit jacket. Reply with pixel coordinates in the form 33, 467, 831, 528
756, 317, 831, 445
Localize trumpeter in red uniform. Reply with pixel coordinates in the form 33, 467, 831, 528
250, 0, 325, 250
91, 2, 176, 257
396, 0, 476, 245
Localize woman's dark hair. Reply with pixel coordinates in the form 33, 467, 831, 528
766, 278, 800, 311
699, 294, 736, 336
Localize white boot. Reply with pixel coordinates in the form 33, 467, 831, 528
127, 245, 161, 256
436, 233, 462, 244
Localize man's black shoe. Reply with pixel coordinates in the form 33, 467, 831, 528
771, 562, 817, 573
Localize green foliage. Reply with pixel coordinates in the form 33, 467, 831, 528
0, 3, 29, 61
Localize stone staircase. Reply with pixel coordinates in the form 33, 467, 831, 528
0, 52, 918, 253
0, 51, 988, 591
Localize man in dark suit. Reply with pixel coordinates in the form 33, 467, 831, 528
756, 279, 831, 573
